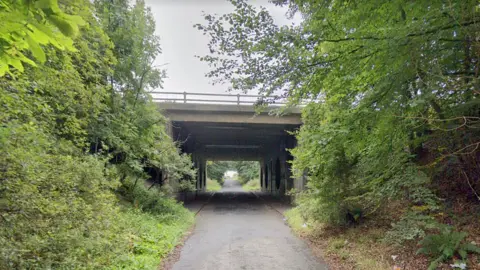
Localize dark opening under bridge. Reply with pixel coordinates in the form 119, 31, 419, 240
155, 92, 305, 194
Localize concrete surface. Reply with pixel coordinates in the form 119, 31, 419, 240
172, 179, 328, 270
158, 102, 302, 114
160, 103, 302, 125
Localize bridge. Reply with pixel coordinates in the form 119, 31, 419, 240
155, 92, 305, 194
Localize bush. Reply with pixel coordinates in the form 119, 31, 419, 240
0, 125, 194, 269
384, 211, 441, 246
118, 178, 191, 218
111, 201, 194, 269
0, 126, 125, 269
235, 161, 259, 185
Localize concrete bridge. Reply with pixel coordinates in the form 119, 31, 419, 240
155, 92, 304, 194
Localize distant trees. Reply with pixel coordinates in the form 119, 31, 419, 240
235, 161, 260, 185
207, 161, 231, 185
207, 161, 259, 186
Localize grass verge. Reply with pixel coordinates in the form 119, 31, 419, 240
285, 202, 480, 270
284, 207, 394, 270
111, 201, 194, 269
206, 178, 222, 192
242, 179, 261, 191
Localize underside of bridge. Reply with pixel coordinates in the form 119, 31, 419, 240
161, 103, 303, 194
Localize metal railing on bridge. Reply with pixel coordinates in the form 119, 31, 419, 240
151, 91, 288, 105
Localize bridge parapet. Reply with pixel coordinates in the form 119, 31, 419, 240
151, 91, 289, 105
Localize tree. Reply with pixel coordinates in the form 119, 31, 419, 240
1, 0, 195, 267
0, 1, 126, 267
0, 0, 85, 76
207, 161, 232, 185
92, 0, 195, 190
196, 0, 480, 225
235, 161, 259, 184
206, 161, 259, 185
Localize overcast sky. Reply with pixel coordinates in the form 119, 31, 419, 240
144, 0, 300, 96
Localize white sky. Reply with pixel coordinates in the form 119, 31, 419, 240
144, 0, 300, 96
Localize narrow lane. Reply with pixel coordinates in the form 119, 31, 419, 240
172, 180, 327, 270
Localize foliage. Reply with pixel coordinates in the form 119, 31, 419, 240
285, 207, 394, 270
0, 0, 195, 268
112, 184, 194, 269
235, 161, 260, 185
206, 161, 231, 185
91, 0, 195, 190
206, 161, 259, 185
119, 178, 190, 217
417, 230, 480, 270
206, 178, 222, 192
196, 0, 479, 229
0, 0, 85, 76
0, 126, 124, 269
384, 211, 442, 246
112, 205, 193, 270
242, 179, 261, 191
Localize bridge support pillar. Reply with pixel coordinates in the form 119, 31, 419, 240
191, 153, 206, 192
260, 138, 293, 195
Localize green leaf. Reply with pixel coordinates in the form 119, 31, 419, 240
35, 0, 61, 13
9, 58, 24, 72
48, 15, 78, 37
25, 35, 46, 63
64, 14, 86, 26
0, 61, 8, 77
464, 243, 480, 253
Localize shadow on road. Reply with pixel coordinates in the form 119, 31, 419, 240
183, 179, 290, 214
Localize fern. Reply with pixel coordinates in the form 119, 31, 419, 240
417, 230, 480, 270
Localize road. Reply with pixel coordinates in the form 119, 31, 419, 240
171, 179, 328, 270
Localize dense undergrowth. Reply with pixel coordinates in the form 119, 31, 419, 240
198, 0, 480, 268
1, 1, 195, 268
112, 185, 194, 270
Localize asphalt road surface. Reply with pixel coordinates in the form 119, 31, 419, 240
172, 179, 328, 270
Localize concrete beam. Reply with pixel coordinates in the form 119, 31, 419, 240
165, 111, 301, 125
158, 103, 301, 114
159, 103, 302, 125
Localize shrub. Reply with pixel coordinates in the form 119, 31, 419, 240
0, 125, 125, 269
384, 211, 441, 246
0, 125, 193, 269
111, 203, 194, 269
119, 178, 190, 219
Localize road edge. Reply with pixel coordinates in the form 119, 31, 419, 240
159, 192, 216, 270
